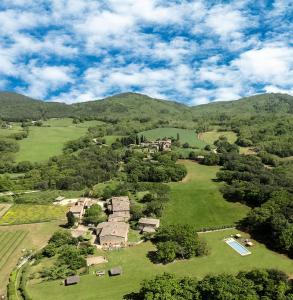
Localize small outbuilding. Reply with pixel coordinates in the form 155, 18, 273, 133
109, 266, 123, 276
65, 275, 80, 286
138, 217, 160, 233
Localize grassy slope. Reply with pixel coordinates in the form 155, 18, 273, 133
141, 128, 206, 148
198, 131, 237, 145
162, 160, 249, 229
27, 229, 293, 300
0, 221, 61, 295
15, 120, 101, 162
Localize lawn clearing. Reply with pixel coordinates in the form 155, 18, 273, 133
162, 160, 250, 229
0, 204, 67, 225
141, 128, 206, 148
198, 130, 237, 145
15, 119, 102, 162
27, 229, 293, 300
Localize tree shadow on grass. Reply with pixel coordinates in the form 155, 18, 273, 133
123, 292, 141, 300
146, 250, 160, 264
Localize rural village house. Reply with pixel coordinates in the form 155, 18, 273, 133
107, 196, 130, 222
96, 221, 129, 247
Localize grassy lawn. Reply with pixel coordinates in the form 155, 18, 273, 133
198, 130, 237, 145
0, 221, 61, 295
162, 160, 249, 229
27, 229, 293, 300
15, 119, 103, 162
0, 204, 67, 225
0, 123, 23, 137
141, 128, 206, 148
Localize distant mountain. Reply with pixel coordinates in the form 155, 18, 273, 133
0, 91, 292, 122
192, 93, 293, 116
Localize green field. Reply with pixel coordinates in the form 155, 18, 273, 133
198, 130, 237, 145
0, 230, 28, 293
15, 119, 102, 162
141, 128, 206, 148
27, 229, 293, 300
162, 160, 249, 229
0, 124, 23, 137
0, 204, 67, 225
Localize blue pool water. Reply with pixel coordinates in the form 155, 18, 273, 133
225, 238, 251, 256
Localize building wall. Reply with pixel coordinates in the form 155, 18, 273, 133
99, 235, 126, 246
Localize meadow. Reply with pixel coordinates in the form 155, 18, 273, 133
198, 130, 237, 145
0, 204, 67, 225
141, 128, 206, 148
15, 119, 102, 162
27, 229, 293, 300
162, 160, 250, 229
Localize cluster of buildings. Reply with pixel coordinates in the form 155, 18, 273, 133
67, 197, 100, 221
95, 196, 160, 248
140, 139, 172, 152
64, 195, 160, 249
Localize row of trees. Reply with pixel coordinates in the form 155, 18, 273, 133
128, 269, 293, 299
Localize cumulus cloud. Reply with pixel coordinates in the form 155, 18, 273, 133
0, 0, 292, 103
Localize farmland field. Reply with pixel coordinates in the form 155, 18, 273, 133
0, 230, 27, 294
27, 229, 293, 300
0, 204, 67, 225
162, 160, 249, 229
15, 119, 102, 162
141, 128, 206, 148
0, 123, 23, 137
198, 130, 237, 145
0, 222, 61, 295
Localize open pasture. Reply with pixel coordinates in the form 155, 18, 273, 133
162, 160, 249, 229
198, 130, 237, 145
141, 127, 206, 148
15, 119, 102, 162
27, 229, 293, 300
0, 204, 67, 225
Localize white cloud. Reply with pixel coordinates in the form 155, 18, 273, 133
18, 64, 75, 99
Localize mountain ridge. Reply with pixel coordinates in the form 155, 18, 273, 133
0, 91, 292, 121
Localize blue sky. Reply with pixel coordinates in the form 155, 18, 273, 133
0, 0, 292, 105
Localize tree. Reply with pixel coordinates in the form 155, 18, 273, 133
66, 211, 76, 227
155, 241, 177, 264
83, 204, 106, 225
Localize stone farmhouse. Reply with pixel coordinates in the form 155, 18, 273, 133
140, 139, 172, 152
96, 221, 129, 247
107, 196, 130, 222
138, 218, 160, 233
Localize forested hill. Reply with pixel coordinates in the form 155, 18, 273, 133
192, 93, 293, 116
0, 91, 292, 121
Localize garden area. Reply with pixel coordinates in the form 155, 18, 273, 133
0, 204, 67, 225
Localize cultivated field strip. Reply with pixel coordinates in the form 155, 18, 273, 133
0, 230, 28, 270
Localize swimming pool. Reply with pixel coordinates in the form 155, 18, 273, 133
225, 238, 251, 256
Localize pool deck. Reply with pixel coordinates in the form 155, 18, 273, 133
224, 237, 251, 256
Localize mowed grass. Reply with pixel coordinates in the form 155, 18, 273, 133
27, 229, 293, 300
198, 130, 237, 145
15, 119, 102, 162
162, 160, 250, 229
0, 123, 23, 137
0, 204, 67, 225
141, 128, 206, 148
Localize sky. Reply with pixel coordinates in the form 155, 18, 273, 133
0, 0, 292, 105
